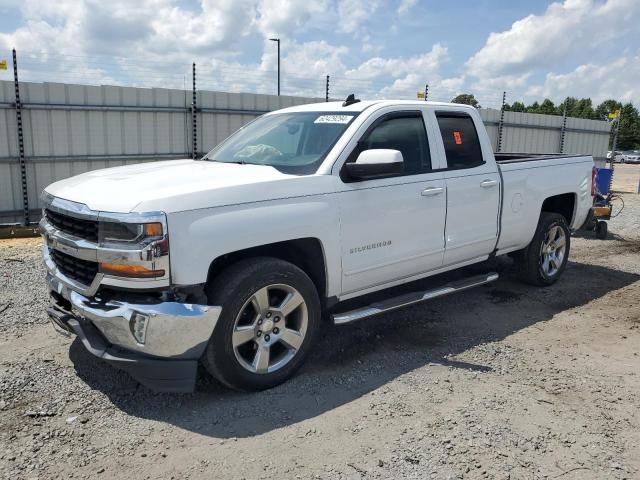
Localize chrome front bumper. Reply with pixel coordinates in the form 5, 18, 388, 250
40, 194, 222, 391
47, 272, 221, 359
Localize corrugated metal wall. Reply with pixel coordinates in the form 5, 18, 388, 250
0, 81, 322, 223
0, 80, 611, 224
478, 108, 611, 155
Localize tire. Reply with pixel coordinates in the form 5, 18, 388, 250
515, 212, 570, 286
202, 257, 321, 391
595, 220, 608, 239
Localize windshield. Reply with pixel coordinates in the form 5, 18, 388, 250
203, 112, 357, 174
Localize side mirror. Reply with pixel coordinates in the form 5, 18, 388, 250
345, 149, 404, 180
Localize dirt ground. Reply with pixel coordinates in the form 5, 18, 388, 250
1, 188, 639, 479
612, 163, 640, 193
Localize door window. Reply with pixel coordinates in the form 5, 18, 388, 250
358, 114, 431, 175
436, 114, 484, 170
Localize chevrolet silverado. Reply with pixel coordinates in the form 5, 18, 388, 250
41, 98, 594, 392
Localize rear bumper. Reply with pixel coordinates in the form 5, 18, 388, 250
47, 274, 222, 392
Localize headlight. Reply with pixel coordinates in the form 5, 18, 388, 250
98, 221, 163, 245
97, 219, 169, 279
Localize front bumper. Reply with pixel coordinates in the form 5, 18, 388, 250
47, 273, 221, 392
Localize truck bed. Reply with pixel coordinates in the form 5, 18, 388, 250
495, 153, 585, 164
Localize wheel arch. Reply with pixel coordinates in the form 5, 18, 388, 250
206, 238, 329, 303
540, 192, 576, 226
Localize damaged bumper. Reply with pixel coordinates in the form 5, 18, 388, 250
46, 273, 221, 392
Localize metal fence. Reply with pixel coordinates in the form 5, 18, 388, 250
0, 80, 611, 225
479, 108, 611, 156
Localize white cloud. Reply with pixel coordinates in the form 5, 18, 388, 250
0, 0, 453, 100
466, 0, 640, 77
346, 43, 448, 80
527, 54, 640, 104
147, 0, 256, 52
397, 0, 417, 16
14, 0, 638, 106
280, 40, 348, 77
256, 0, 332, 37
338, 44, 465, 100
358, 33, 384, 55
338, 0, 380, 34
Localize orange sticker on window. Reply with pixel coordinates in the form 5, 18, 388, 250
453, 131, 462, 145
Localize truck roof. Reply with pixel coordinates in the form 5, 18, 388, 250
274, 100, 474, 114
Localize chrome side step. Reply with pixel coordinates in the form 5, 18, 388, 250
332, 272, 499, 325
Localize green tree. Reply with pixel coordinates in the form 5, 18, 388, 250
616, 103, 640, 150
575, 98, 595, 119
526, 101, 541, 114
594, 99, 623, 121
591, 100, 640, 150
504, 101, 526, 112
557, 97, 577, 116
539, 99, 559, 115
557, 97, 596, 119
451, 93, 481, 108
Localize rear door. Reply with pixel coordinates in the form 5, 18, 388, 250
435, 112, 500, 266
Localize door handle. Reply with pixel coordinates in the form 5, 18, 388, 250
421, 187, 444, 197
480, 179, 498, 188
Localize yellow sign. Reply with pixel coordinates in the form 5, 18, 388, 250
416, 91, 425, 99
608, 109, 621, 119
0, 60, 7, 71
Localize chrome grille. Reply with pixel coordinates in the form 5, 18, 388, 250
50, 249, 99, 286
45, 209, 98, 242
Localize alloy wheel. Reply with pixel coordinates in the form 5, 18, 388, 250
540, 225, 566, 277
231, 284, 308, 374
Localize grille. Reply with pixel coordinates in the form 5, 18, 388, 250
50, 249, 99, 286
45, 209, 99, 242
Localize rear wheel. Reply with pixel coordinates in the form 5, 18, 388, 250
202, 257, 320, 391
515, 212, 570, 286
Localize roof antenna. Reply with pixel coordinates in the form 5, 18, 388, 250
342, 93, 360, 107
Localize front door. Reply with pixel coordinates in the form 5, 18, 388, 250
338, 112, 446, 295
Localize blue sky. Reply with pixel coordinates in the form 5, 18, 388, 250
0, 0, 638, 108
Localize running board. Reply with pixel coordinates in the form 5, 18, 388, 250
332, 272, 499, 325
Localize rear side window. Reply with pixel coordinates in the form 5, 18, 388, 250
436, 114, 484, 170
360, 114, 431, 175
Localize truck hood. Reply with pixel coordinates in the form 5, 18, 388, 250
45, 159, 332, 213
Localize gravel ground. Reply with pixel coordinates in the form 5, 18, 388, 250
1, 194, 639, 480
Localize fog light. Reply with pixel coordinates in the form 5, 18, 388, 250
129, 312, 150, 344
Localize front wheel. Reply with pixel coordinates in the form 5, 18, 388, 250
202, 257, 320, 391
515, 212, 571, 286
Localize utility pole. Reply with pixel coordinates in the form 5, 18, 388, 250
269, 38, 280, 96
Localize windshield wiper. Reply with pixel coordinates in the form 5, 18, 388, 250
206, 158, 246, 165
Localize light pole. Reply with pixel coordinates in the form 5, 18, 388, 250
269, 38, 280, 96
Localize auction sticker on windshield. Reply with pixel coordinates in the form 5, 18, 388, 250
314, 115, 352, 124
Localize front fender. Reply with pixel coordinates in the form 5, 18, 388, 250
167, 196, 341, 296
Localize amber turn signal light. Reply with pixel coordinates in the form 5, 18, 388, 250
99, 262, 165, 278
144, 222, 163, 237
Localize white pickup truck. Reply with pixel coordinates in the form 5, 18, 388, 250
41, 98, 594, 392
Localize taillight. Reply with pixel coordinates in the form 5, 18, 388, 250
591, 166, 597, 196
